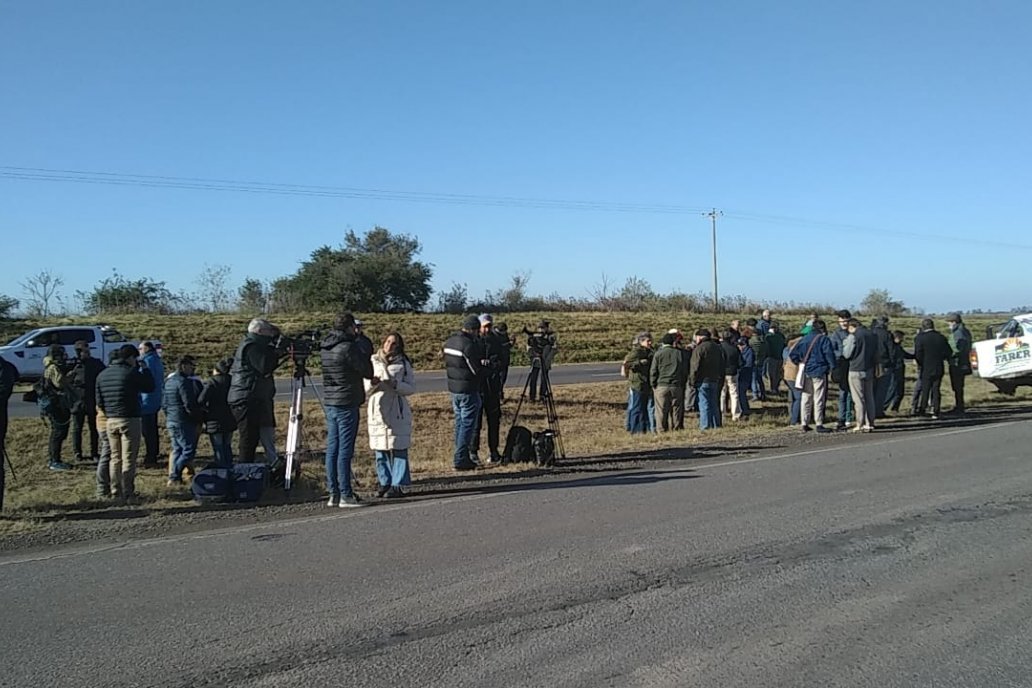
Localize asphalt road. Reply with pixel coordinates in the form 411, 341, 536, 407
4, 418, 1032, 687
6, 362, 623, 419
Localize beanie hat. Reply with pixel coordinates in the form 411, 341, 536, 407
462, 315, 481, 331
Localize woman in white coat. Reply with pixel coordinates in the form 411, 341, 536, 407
365, 332, 417, 498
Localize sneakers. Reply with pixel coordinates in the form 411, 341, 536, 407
454, 461, 477, 472
801, 425, 812, 432
375, 485, 390, 498
166, 478, 184, 487
815, 425, 832, 434
339, 494, 367, 508
48, 461, 73, 471
486, 453, 503, 465
385, 487, 406, 499
469, 452, 481, 466
327, 494, 340, 507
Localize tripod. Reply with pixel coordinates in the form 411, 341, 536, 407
508, 358, 566, 462
283, 356, 325, 491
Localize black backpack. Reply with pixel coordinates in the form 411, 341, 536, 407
503, 425, 535, 463
533, 430, 556, 467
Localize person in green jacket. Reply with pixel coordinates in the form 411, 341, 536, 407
622, 333, 654, 434
650, 332, 688, 432
765, 321, 788, 394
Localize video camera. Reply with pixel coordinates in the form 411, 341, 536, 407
274, 329, 322, 378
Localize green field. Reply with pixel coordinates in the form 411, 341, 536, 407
0, 311, 1005, 375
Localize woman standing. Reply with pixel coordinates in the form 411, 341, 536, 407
366, 332, 417, 498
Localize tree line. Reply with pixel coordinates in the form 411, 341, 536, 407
0, 226, 988, 320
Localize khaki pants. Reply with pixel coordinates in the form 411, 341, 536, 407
801, 375, 828, 427
721, 375, 741, 420
654, 386, 683, 432
848, 371, 877, 429
107, 417, 142, 499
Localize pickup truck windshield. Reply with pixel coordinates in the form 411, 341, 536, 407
102, 328, 127, 343
4, 330, 40, 347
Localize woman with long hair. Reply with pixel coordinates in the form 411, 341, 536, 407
365, 332, 417, 498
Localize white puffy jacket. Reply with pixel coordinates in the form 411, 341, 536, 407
364, 353, 416, 451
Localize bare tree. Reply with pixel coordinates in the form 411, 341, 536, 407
195, 263, 233, 312
589, 272, 615, 311
20, 269, 64, 318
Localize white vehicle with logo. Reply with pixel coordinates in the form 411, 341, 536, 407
0, 324, 161, 382
970, 313, 1032, 395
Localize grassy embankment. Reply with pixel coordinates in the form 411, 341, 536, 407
1, 311, 1021, 536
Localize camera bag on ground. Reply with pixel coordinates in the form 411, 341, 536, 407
503, 425, 535, 463
532, 430, 556, 467
191, 463, 269, 503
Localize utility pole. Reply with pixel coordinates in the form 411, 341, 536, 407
704, 208, 722, 312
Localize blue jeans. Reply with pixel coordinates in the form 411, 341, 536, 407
751, 365, 766, 400
209, 431, 234, 468
838, 386, 854, 424
737, 367, 752, 415
626, 387, 651, 434
698, 379, 721, 429
646, 393, 657, 432
325, 405, 360, 497
788, 385, 802, 425
451, 392, 482, 467
375, 449, 411, 487
167, 422, 198, 480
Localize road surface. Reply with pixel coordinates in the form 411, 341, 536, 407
4, 417, 1032, 686
7, 361, 622, 420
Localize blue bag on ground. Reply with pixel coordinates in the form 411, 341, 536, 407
231, 463, 268, 502
192, 467, 233, 503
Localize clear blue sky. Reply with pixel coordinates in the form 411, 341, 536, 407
2, 0, 1031, 313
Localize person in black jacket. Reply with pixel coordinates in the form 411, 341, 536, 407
95, 345, 155, 503
473, 314, 504, 464
719, 331, 742, 421
164, 356, 203, 486
199, 357, 236, 468
495, 322, 514, 397
228, 318, 284, 462
0, 357, 17, 511
871, 317, 895, 419
913, 319, 952, 419
444, 315, 483, 470
68, 340, 106, 462
319, 312, 376, 507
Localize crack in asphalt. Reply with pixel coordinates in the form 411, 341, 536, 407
156, 492, 1032, 688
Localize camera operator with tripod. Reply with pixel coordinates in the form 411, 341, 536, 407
473, 314, 505, 465
522, 320, 557, 402
228, 318, 286, 462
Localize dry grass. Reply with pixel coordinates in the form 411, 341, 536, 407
2, 370, 1029, 537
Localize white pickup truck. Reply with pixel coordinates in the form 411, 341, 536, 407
0, 324, 161, 381
970, 313, 1032, 395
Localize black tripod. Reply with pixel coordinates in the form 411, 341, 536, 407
508, 358, 566, 462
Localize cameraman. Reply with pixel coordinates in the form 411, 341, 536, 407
69, 340, 105, 462
522, 320, 557, 402
228, 318, 285, 462
473, 314, 504, 464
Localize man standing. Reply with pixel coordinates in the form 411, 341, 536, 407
96, 345, 156, 503
164, 356, 203, 486
789, 320, 837, 433
473, 314, 504, 464
831, 310, 855, 431
495, 322, 514, 395
41, 344, 73, 471
746, 318, 767, 401
914, 318, 952, 420
69, 340, 105, 462
871, 317, 895, 418
757, 309, 773, 337
622, 333, 653, 434
445, 315, 484, 471
765, 321, 787, 394
946, 312, 972, 415
0, 357, 17, 510
650, 332, 686, 432
523, 320, 557, 402
228, 319, 283, 462
690, 329, 725, 430
138, 341, 164, 469
320, 313, 376, 506
843, 319, 879, 432
719, 330, 742, 421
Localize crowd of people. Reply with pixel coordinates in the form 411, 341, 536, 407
0, 307, 975, 511
620, 310, 973, 435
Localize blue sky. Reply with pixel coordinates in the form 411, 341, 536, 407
2, 0, 1031, 313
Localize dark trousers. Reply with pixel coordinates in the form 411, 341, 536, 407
949, 366, 967, 412
875, 370, 896, 417
889, 366, 906, 411
234, 404, 263, 462
527, 366, 549, 400
0, 404, 8, 510
72, 410, 99, 459
916, 373, 943, 416
474, 385, 502, 457
48, 406, 71, 463
141, 413, 160, 465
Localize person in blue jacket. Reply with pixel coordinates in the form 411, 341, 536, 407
138, 341, 164, 468
789, 320, 838, 432
736, 337, 754, 417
